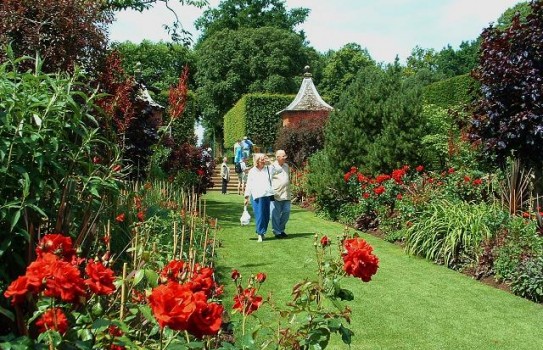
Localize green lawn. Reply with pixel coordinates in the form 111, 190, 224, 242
204, 192, 543, 350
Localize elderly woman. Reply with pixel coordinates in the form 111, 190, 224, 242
244, 153, 281, 242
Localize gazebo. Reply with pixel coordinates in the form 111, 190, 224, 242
277, 66, 333, 127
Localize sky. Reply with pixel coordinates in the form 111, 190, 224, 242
109, 0, 524, 64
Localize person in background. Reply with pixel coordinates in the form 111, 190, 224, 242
220, 157, 230, 194
270, 150, 291, 239
241, 136, 254, 159
237, 157, 248, 195
234, 139, 243, 164
244, 153, 281, 242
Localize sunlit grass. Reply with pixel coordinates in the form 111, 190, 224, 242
205, 192, 543, 349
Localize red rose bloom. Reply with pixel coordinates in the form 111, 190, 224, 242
85, 260, 116, 296
43, 258, 86, 302
373, 186, 385, 195
231, 269, 240, 281
35, 233, 75, 261
255, 273, 266, 283
416, 165, 424, 172
4, 276, 29, 305
362, 192, 371, 199
35, 308, 68, 335
137, 211, 145, 222
342, 238, 379, 282
396, 193, 403, 200
187, 292, 224, 338
160, 260, 187, 282
375, 174, 390, 184
473, 179, 482, 186
232, 287, 262, 315
108, 325, 123, 337
115, 213, 125, 222
320, 236, 331, 247
149, 282, 196, 331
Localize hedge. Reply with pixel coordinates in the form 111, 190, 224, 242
422, 74, 480, 108
223, 93, 294, 152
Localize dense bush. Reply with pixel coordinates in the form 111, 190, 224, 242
274, 118, 326, 168
510, 256, 543, 302
403, 200, 508, 268
0, 53, 123, 331
470, 1, 543, 170
422, 74, 479, 108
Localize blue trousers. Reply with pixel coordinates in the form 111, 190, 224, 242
271, 200, 291, 235
252, 196, 271, 235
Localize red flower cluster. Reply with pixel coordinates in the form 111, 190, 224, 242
149, 284, 223, 338
232, 287, 263, 315
35, 307, 68, 335
342, 238, 379, 282
159, 260, 221, 299
4, 234, 116, 306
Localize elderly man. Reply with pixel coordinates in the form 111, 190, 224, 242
270, 150, 291, 239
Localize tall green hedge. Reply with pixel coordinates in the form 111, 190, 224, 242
422, 73, 480, 108
223, 93, 294, 152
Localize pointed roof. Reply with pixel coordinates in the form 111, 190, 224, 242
278, 66, 333, 114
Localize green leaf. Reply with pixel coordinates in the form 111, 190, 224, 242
138, 304, 155, 323
337, 288, 354, 301
133, 269, 145, 286
10, 210, 21, 231
144, 269, 159, 287
0, 305, 14, 322
91, 318, 110, 332
339, 325, 354, 344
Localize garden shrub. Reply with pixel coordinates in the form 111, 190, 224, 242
0, 53, 123, 332
510, 256, 543, 303
403, 200, 508, 268
422, 74, 479, 108
493, 217, 543, 282
274, 118, 326, 168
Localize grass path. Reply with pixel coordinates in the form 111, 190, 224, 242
204, 192, 543, 349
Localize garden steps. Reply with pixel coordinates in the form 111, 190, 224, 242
208, 164, 242, 193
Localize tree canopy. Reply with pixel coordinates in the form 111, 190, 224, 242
0, 0, 112, 73
194, 0, 309, 43
195, 26, 309, 135
318, 43, 375, 107
470, 0, 543, 170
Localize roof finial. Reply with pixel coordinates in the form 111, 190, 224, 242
304, 65, 312, 78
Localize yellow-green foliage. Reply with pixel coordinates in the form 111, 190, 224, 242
422, 74, 480, 108
223, 93, 294, 151
224, 96, 247, 149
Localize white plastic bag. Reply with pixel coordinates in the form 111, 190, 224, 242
240, 205, 251, 226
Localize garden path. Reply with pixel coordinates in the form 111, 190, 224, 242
203, 192, 543, 350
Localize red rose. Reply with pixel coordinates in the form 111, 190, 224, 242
43, 258, 86, 302
473, 179, 482, 186
149, 282, 196, 331
373, 186, 385, 195
342, 238, 379, 282
4, 276, 29, 305
161, 260, 187, 283
320, 236, 331, 247
464, 176, 471, 182
231, 269, 240, 281
187, 292, 224, 338
108, 325, 123, 337
35, 308, 68, 335
35, 233, 75, 261
396, 193, 403, 200
375, 174, 390, 184
115, 213, 125, 222
137, 211, 145, 222
362, 192, 370, 199
85, 260, 116, 296
232, 287, 262, 315
255, 272, 266, 283
416, 165, 424, 172
112, 164, 122, 172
